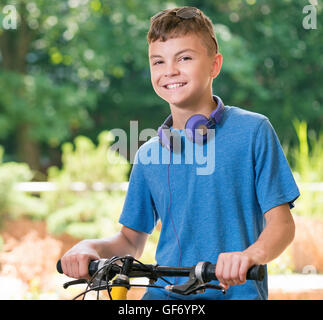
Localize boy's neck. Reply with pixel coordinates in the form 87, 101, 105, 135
170, 93, 218, 130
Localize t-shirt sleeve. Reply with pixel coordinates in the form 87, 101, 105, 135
254, 119, 300, 214
118, 151, 158, 234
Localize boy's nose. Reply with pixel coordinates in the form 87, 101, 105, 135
164, 63, 180, 77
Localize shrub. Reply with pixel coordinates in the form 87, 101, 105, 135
42, 131, 130, 239
290, 120, 323, 218
0, 146, 48, 224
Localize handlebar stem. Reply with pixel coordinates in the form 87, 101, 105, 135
121, 255, 134, 276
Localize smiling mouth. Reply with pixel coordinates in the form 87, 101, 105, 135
163, 82, 187, 90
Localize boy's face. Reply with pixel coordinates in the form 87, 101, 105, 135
148, 33, 221, 108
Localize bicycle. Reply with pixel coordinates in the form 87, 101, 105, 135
56, 255, 265, 300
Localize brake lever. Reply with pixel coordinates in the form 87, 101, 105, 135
63, 279, 90, 289
185, 283, 226, 295
165, 268, 226, 296
165, 270, 199, 295
166, 281, 226, 295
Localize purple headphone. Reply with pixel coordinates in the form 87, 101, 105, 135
157, 95, 225, 152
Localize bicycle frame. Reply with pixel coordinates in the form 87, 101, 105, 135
109, 285, 129, 300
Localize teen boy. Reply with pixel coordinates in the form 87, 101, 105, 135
60, 7, 300, 300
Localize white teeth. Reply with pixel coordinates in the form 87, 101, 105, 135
165, 83, 186, 89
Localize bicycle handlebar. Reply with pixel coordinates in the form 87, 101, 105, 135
56, 258, 265, 282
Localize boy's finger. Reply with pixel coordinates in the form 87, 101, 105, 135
239, 258, 250, 283
219, 282, 230, 290
215, 255, 224, 285
230, 257, 241, 284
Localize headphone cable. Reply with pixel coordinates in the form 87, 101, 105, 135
167, 151, 182, 283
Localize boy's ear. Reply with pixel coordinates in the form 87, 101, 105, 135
210, 53, 223, 79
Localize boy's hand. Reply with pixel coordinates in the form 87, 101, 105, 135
60, 240, 100, 280
215, 252, 256, 290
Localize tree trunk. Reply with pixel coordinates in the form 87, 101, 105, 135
0, 2, 41, 171
16, 123, 42, 172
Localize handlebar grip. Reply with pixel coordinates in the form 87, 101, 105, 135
246, 264, 265, 281
56, 260, 63, 274
204, 263, 265, 282
56, 259, 100, 276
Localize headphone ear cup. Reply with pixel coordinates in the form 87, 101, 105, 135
185, 114, 209, 144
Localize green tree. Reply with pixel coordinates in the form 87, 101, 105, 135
0, 0, 164, 170
86, 0, 323, 159
185, 0, 322, 147
1, 0, 321, 171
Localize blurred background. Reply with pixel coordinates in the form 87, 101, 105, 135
0, 0, 322, 300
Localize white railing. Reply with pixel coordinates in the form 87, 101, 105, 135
297, 182, 323, 191
14, 181, 129, 192
13, 182, 323, 193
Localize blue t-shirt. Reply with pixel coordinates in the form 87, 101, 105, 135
118, 105, 300, 300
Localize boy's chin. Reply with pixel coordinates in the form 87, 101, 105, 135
163, 97, 186, 107
159, 92, 191, 106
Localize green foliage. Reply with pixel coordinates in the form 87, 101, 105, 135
55, 131, 129, 183
289, 120, 323, 218
0, 70, 96, 146
0, 0, 165, 167
42, 130, 130, 239
0, 145, 48, 222
46, 192, 124, 239
220, 1, 322, 144
41, 129, 159, 261
1, 0, 321, 167
292, 120, 323, 182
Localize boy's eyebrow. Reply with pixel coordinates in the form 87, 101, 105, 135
149, 48, 198, 59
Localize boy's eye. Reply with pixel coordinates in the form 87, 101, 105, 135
180, 56, 192, 62
152, 56, 192, 66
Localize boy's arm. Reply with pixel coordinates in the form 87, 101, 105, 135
215, 203, 295, 289
94, 226, 149, 259
60, 226, 149, 279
